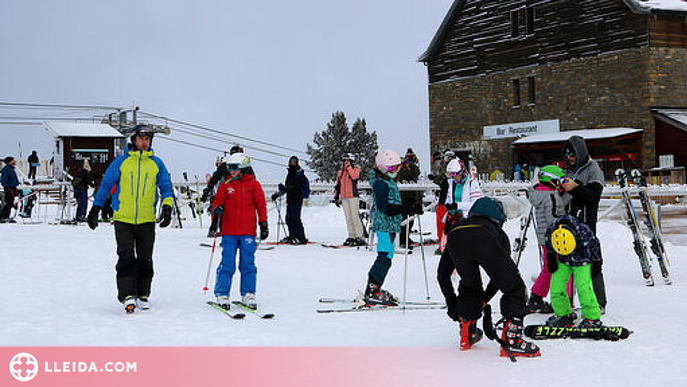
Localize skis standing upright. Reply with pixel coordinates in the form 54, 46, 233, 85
512, 205, 533, 266
615, 169, 654, 286
630, 169, 672, 285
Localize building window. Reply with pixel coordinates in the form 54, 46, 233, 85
512, 79, 521, 107
527, 77, 536, 104
511, 10, 520, 38
526, 7, 535, 35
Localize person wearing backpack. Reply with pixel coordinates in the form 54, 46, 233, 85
271, 155, 308, 245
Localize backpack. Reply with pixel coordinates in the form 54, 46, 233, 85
302, 175, 310, 199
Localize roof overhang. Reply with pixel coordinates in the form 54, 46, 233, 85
44, 121, 125, 138
512, 128, 643, 145
623, 0, 687, 15
652, 108, 687, 133
418, 0, 466, 63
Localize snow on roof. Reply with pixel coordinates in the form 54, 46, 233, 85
654, 108, 687, 128
44, 121, 125, 138
512, 128, 643, 144
624, 0, 687, 13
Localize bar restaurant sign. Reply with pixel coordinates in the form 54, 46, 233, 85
483, 119, 560, 140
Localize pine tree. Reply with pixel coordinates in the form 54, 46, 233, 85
306, 112, 378, 181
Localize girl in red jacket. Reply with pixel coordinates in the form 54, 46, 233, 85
211, 153, 268, 310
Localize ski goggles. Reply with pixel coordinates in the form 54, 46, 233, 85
227, 164, 240, 171
539, 171, 564, 183
447, 171, 466, 178
565, 150, 576, 157
383, 164, 401, 172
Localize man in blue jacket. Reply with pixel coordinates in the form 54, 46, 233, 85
1, 157, 20, 223
87, 124, 174, 313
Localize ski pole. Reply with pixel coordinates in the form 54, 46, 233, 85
402, 228, 409, 311
417, 213, 431, 301
202, 216, 221, 293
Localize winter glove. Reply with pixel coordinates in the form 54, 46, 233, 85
547, 255, 558, 274
446, 300, 460, 322
427, 174, 435, 181
159, 205, 173, 228
271, 192, 280, 201
87, 206, 101, 230
591, 261, 602, 277
213, 205, 224, 216
334, 198, 341, 208
259, 221, 269, 240
385, 204, 403, 216
201, 188, 210, 203
278, 183, 286, 193
445, 203, 458, 211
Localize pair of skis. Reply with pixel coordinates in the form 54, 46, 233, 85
317, 293, 445, 314
615, 169, 671, 286
207, 301, 275, 319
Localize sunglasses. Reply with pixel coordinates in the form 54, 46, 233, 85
565, 151, 575, 157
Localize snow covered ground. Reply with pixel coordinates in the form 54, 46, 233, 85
1, 201, 685, 385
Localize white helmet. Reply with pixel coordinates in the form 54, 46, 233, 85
375, 149, 402, 172
217, 156, 226, 164
227, 152, 250, 169
446, 158, 464, 175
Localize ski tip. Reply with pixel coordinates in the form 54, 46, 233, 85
262, 314, 275, 319
232, 313, 246, 319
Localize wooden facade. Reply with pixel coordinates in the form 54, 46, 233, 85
421, 0, 687, 177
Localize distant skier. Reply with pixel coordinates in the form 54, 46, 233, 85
363, 149, 422, 306
210, 153, 268, 310
270, 156, 308, 245
27, 150, 39, 179
560, 135, 607, 313
437, 157, 482, 252
201, 156, 228, 237
397, 148, 421, 249
87, 124, 174, 313
334, 153, 365, 247
0, 156, 19, 223
544, 215, 603, 328
525, 165, 572, 314
72, 159, 94, 223
437, 197, 540, 357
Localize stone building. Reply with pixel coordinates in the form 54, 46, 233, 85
419, 0, 687, 180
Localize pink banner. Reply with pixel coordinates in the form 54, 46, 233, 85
2, 347, 469, 387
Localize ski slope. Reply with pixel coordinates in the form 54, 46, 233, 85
0, 203, 685, 386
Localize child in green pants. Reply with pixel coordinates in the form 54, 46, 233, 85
544, 215, 603, 328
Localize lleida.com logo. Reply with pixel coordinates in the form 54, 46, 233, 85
9, 352, 38, 382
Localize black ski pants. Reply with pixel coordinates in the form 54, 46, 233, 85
0, 187, 17, 220
286, 201, 306, 242
114, 221, 155, 302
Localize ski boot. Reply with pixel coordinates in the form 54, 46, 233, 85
364, 282, 399, 307
525, 294, 554, 314
279, 236, 293, 244
353, 238, 367, 247
137, 296, 151, 310
459, 318, 483, 351
497, 318, 541, 357
123, 296, 136, 314
242, 293, 257, 310
216, 295, 231, 310
343, 238, 354, 246
578, 318, 603, 329
546, 312, 577, 327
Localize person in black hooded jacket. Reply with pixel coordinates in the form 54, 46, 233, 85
560, 135, 607, 312
271, 156, 307, 244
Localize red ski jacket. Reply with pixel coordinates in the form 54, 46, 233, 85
211, 173, 267, 236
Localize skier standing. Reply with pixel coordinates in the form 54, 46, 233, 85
72, 159, 94, 222
560, 135, 607, 312
525, 165, 572, 314
544, 215, 603, 328
363, 149, 422, 306
201, 156, 228, 237
270, 156, 308, 245
397, 148, 421, 249
211, 153, 268, 310
437, 157, 482, 252
437, 197, 540, 357
27, 151, 39, 180
334, 154, 365, 246
0, 156, 19, 223
87, 124, 174, 313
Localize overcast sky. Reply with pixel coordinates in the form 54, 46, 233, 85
0, 0, 454, 181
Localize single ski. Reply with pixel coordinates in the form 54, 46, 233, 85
630, 169, 672, 285
615, 169, 654, 286
207, 301, 245, 319
317, 304, 445, 314
231, 301, 275, 319
524, 324, 632, 340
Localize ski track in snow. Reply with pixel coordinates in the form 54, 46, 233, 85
1, 204, 685, 386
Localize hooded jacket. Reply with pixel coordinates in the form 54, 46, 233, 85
212, 173, 267, 236
563, 135, 604, 232
369, 168, 402, 233
93, 146, 174, 225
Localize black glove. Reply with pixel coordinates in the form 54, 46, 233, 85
201, 188, 210, 203
278, 183, 286, 192
334, 198, 341, 208
271, 192, 280, 201
87, 206, 101, 230
547, 255, 558, 273
259, 221, 269, 240
159, 205, 173, 228
386, 204, 403, 216
427, 174, 435, 181
591, 261, 602, 277
445, 203, 458, 211
213, 205, 224, 216
446, 300, 460, 322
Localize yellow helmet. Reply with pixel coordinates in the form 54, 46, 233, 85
551, 225, 576, 255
